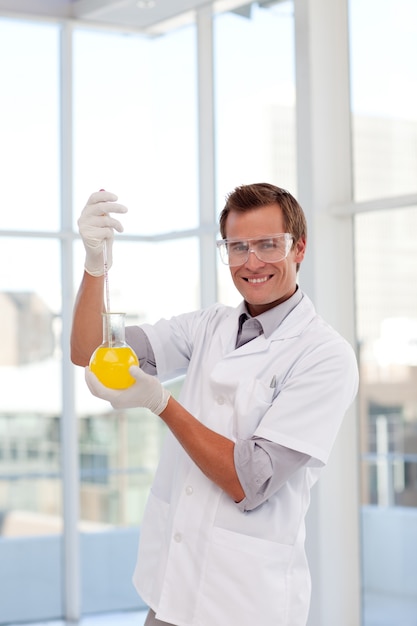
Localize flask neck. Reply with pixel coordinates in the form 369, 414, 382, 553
102, 312, 127, 347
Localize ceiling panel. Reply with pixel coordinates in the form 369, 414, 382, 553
0, 0, 251, 33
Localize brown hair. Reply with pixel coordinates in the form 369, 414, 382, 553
219, 183, 307, 243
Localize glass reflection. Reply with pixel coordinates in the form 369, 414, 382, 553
78, 409, 167, 527
214, 2, 296, 305
0, 238, 62, 537
350, 0, 417, 200
0, 19, 60, 231
355, 207, 417, 622
73, 24, 198, 236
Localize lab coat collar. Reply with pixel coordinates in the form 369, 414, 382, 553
221, 291, 316, 356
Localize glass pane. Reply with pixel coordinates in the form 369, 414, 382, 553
214, 2, 296, 214
0, 237, 63, 622
350, 0, 417, 201
0, 238, 62, 530
0, 19, 60, 231
74, 238, 200, 326
73, 25, 198, 236
355, 207, 417, 624
78, 409, 167, 528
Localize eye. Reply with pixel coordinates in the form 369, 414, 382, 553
259, 239, 277, 250
229, 241, 248, 253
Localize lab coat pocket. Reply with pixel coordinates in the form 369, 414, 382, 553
234, 378, 274, 439
200, 527, 292, 625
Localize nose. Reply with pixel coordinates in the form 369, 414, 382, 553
244, 248, 266, 268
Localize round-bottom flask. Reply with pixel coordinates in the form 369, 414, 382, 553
89, 312, 139, 389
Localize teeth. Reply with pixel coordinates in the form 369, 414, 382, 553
247, 276, 269, 284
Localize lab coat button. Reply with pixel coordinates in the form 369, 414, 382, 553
173, 532, 182, 543
185, 485, 193, 495
216, 396, 225, 405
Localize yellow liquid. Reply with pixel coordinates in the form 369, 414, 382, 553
89, 346, 139, 390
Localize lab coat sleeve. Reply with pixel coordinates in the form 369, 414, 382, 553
139, 304, 227, 382
255, 336, 359, 465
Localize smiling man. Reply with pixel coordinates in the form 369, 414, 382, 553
71, 182, 358, 626
218, 184, 306, 314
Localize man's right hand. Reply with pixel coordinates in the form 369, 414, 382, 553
78, 190, 128, 276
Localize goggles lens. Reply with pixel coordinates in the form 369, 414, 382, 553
216, 233, 294, 267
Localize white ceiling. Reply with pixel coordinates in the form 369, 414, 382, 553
0, 0, 253, 34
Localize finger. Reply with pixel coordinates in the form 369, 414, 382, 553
81, 214, 125, 234
105, 215, 124, 233
87, 190, 118, 204
129, 365, 143, 381
83, 201, 128, 217
85, 367, 115, 400
85, 367, 102, 396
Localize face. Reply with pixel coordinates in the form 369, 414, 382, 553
224, 203, 306, 316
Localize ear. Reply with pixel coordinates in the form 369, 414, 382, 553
293, 236, 307, 263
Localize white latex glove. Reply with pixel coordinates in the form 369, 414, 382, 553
85, 366, 171, 415
78, 190, 128, 276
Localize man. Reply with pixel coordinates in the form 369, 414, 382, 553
71, 183, 358, 626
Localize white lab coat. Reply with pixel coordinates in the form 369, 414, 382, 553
132, 294, 358, 626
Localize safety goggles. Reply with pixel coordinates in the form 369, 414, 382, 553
216, 233, 294, 267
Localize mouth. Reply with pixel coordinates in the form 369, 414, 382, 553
243, 275, 272, 284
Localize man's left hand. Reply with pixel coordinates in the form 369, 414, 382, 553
85, 366, 171, 415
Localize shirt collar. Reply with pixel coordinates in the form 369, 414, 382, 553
239, 286, 303, 338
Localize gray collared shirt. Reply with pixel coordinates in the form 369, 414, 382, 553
236, 285, 303, 347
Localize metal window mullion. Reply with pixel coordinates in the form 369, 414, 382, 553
330, 192, 417, 216
59, 20, 80, 622
197, 6, 217, 308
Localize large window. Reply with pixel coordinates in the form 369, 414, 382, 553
0, 5, 298, 621
0, 16, 201, 623
0, 19, 64, 624
350, 0, 417, 622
